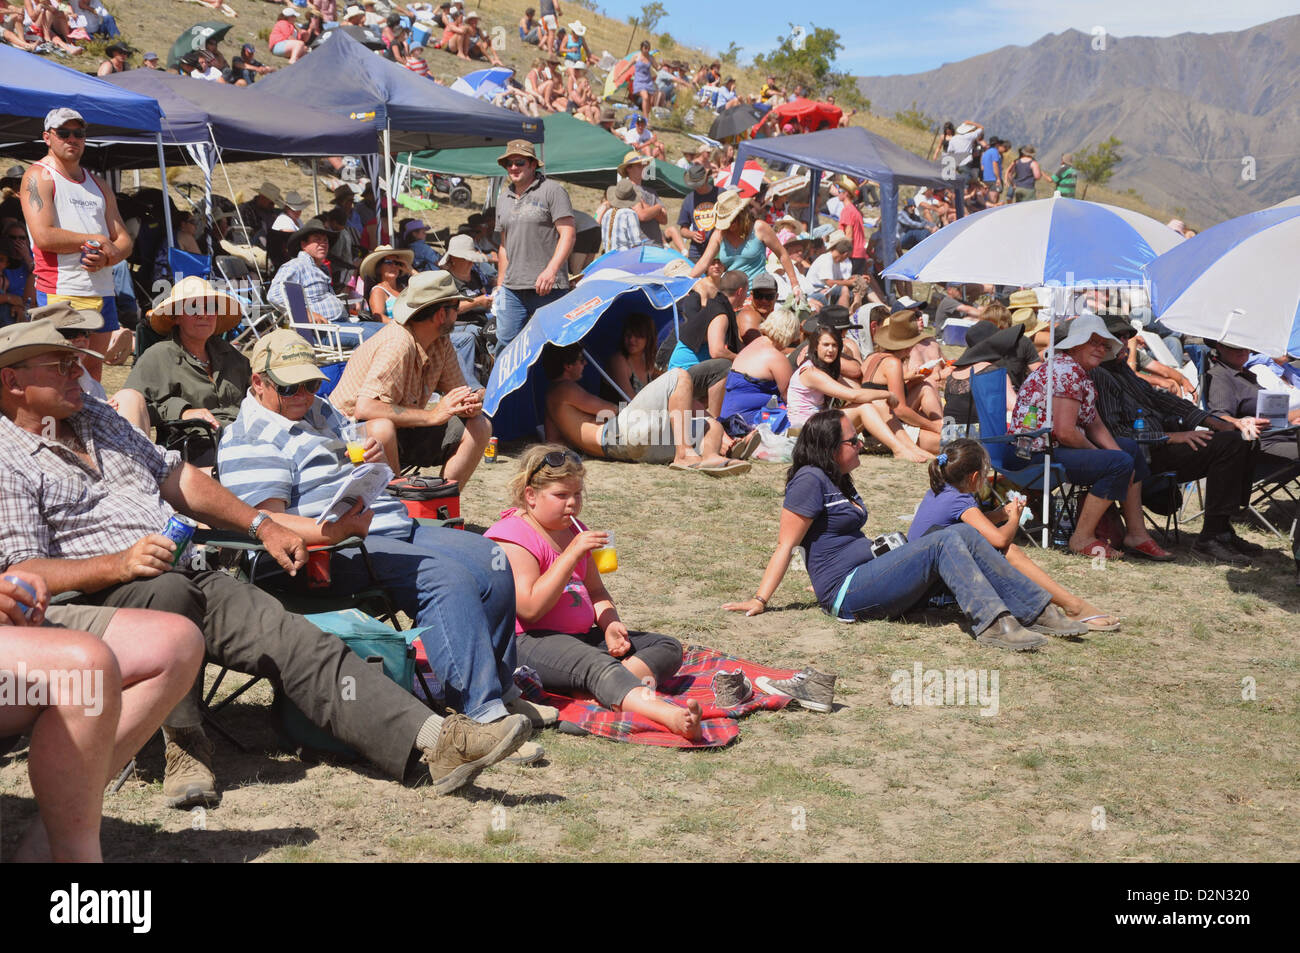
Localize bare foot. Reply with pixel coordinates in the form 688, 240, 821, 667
670, 699, 703, 740
892, 445, 933, 463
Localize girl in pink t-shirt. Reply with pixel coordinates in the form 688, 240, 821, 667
485, 445, 702, 739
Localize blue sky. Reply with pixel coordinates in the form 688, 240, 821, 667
586, 0, 1295, 76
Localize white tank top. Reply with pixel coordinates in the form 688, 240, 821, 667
29, 159, 114, 297
786, 360, 825, 426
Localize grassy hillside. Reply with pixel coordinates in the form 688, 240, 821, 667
71, 0, 1180, 230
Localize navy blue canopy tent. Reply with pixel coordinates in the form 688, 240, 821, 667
732, 126, 961, 270
0, 45, 162, 140
254, 30, 541, 153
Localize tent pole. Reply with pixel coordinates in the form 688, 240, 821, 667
1041, 289, 1063, 548
582, 347, 630, 403
156, 132, 175, 255
312, 165, 320, 216
384, 123, 394, 244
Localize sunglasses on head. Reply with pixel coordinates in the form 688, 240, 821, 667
274, 379, 322, 397
527, 449, 582, 483
52, 127, 87, 140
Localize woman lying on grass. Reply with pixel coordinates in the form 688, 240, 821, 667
909, 439, 1121, 631
724, 410, 1090, 651
486, 445, 703, 739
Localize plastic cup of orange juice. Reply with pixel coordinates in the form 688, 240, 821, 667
345, 421, 367, 464
592, 531, 618, 574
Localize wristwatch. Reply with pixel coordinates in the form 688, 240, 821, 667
247, 512, 269, 540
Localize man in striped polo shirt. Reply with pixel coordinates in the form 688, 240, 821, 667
218, 330, 556, 754
1052, 154, 1078, 198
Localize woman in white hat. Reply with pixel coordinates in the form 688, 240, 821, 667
359, 245, 414, 322
688, 190, 803, 301
860, 309, 945, 454
1010, 314, 1171, 561
564, 60, 600, 124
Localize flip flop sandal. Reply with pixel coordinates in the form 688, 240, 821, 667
667, 461, 702, 472
1073, 613, 1122, 632
727, 429, 761, 460
1069, 539, 1122, 560
696, 459, 751, 477
1123, 539, 1175, 561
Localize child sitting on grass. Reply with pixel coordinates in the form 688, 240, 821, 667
909, 438, 1121, 631
486, 445, 704, 739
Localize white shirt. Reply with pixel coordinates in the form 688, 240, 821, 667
946, 130, 979, 165
806, 252, 846, 294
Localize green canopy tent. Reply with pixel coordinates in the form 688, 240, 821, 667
397, 111, 690, 197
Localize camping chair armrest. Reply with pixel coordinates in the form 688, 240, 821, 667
981, 426, 1053, 445
194, 530, 364, 552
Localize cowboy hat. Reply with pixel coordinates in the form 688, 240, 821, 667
872, 309, 932, 351
147, 276, 245, 336
250, 329, 328, 388
683, 162, 710, 188
497, 139, 542, 169
1009, 288, 1047, 334
286, 217, 338, 256
393, 271, 470, 325
954, 322, 1025, 367
568, 19, 587, 36
282, 190, 309, 212
359, 244, 414, 281
0, 319, 102, 369
254, 181, 284, 205
1054, 313, 1123, 360
712, 189, 750, 230
438, 233, 488, 267
617, 150, 651, 177
605, 179, 638, 210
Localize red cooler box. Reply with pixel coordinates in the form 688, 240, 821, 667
387, 477, 463, 527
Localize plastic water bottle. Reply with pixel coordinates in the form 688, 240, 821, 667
1134, 408, 1145, 435
761, 394, 778, 423
1050, 502, 1073, 549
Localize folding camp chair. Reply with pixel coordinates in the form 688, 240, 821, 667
970, 367, 1073, 547
280, 281, 369, 362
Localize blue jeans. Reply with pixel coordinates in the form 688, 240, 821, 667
835, 523, 1050, 633
451, 326, 482, 388
329, 523, 519, 723
1027, 436, 1148, 501
494, 286, 566, 355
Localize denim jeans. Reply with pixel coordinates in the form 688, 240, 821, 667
329, 523, 520, 723
494, 286, 567, 355
836, 523, 1050, 633
1026, 436, 1148, 501
450, 326, 482, 388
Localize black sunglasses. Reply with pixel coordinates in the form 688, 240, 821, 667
527, 449, 582, 483
275, 379, 322, 397
53, 127, 87, 140
752, 290, 777, 300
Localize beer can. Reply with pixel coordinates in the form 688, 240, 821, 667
3, 574, 38, 620
162, 514, 198, 566
307, 550, 332, 589
483, 436, 499, 463
80, 239, 101, 266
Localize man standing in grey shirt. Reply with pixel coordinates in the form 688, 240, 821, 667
493, 140, 576, 355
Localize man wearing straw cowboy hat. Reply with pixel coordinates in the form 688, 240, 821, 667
0, 320, 531, 804
493, 139, 576, 355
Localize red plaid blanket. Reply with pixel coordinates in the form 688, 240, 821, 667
414, 643, 797, 748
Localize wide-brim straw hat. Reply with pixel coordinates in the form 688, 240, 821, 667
872, 309, 932, 351
568, 19, 587, 36
359, 245, 414, 281
148, 275, 245, 336
497, 139, 542, 169
617, 150, 651, 177
712, 189, 750, 230
1054, 313, 1123, 360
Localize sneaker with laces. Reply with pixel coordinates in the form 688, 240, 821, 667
711, 669, 753, 708
162, 726, 219, 809
420, 713, 530, 796
755, 667, 836, 713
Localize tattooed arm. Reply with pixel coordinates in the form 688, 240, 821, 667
20, 166, 106, 255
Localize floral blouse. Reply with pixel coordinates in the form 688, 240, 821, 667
1011, 354, 1096, 452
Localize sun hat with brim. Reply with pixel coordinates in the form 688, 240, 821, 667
28, 301, 105, 334
774, 215, 801, 233
438, 233, 488, 267
359, 245, 414, 281
825, 228, 850, 250
954, 322, 1025, 367
255, 181, 284, 204
393, 270, 470, 325
872, 309, 932, 351
568, 19, 587, 36
1103, 314, 1139, 340
283, 190, 309, 212
403, 219, 429, 238
1054, 313, 1123, 360
617, 150, 651, 177
279, 6, 300, 18
0, 319, 102, 369
497, 139, 542, 169
250, 329, 327, 388
683, 162, 709, 188
605, 179, 638, 210
148, 276, 245, 336
956, 122, 979, 135
287, 218, 338, 257
1009, 289, 1047, 334
712, 190, 750, 230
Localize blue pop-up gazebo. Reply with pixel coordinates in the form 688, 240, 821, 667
0, 45, 163, 140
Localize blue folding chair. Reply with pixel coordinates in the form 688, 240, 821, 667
971, 367, 1072, 547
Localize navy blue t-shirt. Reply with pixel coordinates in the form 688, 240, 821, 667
909, 484, 979, 540
783, 465, 873, 604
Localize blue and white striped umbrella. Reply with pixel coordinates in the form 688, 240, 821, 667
883, 196, 1181, 287
449, 67, 515, 101
1144, 205, 1300, 356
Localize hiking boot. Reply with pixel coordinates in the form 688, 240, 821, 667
506, 695, 559, 728
975, 614, 1048, 652
1224, 532, 1265, 557
711, 669, 753, 708
420, 713, 530, 796
755, 667, 836, 712
1028, 604, 1090, 638
162, 726, 218, 809
1192, 534, 1251, 565
503, 740, 545, 765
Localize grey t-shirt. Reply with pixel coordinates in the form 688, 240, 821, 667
636, 183, 663, 245
496, 174, 574, 291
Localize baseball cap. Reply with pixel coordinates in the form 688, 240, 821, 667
250, 329, 327, 388
751, 273, 778, 294
44, 108, 85, 131
143, 51, 159, 61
